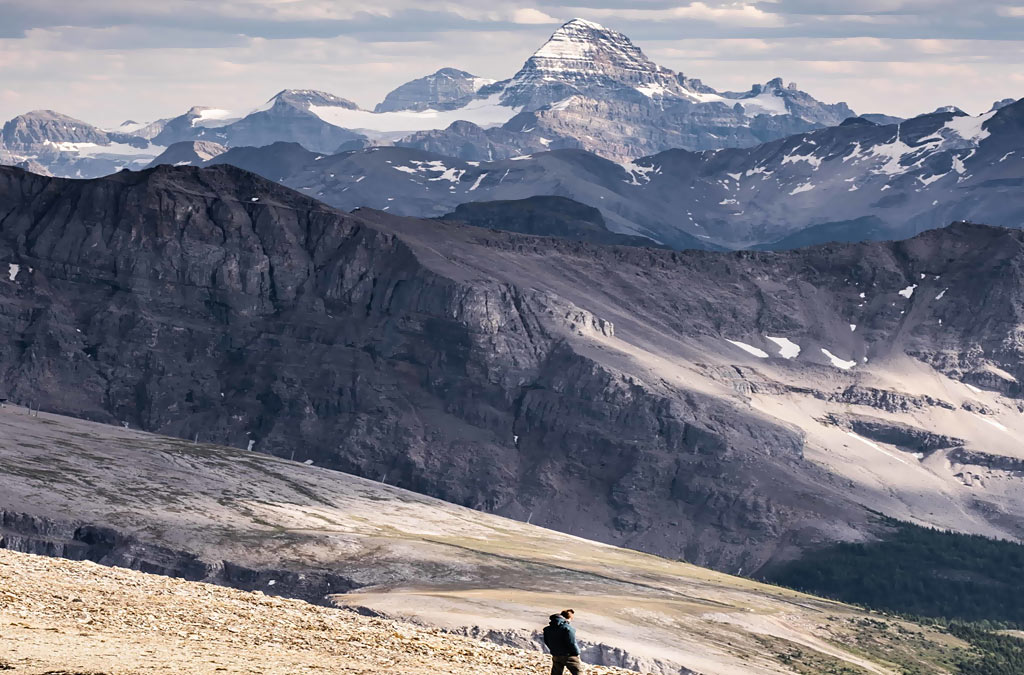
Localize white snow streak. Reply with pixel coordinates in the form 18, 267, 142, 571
975, 414, 1009, 433
726, 340, 769, 359
845, 432, 913, 466
468, 173, 487, 191
821, 348, 856, 370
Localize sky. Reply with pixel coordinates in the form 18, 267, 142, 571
1, 0, 1023, 127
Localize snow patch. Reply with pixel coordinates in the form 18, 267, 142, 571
309, 92, 518, 141
620, 161, 658, 186
917, 172, 948, 186
765, 336, 800, 359
429, 167, 465, 183
943, 109, 997, 144
635, 83, 669, 98
738, 90, 789, 116
191, 108, 234, 127
726, 340, 769, 359
898, 284, 917, 299
935, 288, 947, 300
781, 150, 822, 169
468, 172, 487, 191
788, 182, 815, 195
7, 263, 19, 281
821, 348, 856, 370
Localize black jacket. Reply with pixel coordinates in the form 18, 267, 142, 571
542, 615, 580, 656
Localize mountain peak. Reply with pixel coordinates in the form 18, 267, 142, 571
559, 17, 608, 31
265, 89, 360, 111
374, 68, 487, 113
501, 17, 671, 109
532, 17, 638, 62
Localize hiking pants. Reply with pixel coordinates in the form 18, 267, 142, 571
551, 655, 584, 675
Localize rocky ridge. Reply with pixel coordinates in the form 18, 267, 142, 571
201, 98, 1024, 249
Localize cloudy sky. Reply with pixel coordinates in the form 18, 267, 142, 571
1, 0, 1022, 127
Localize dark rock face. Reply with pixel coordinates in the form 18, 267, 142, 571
375, 68, 485, 113
203, 142, 319, 182
439, 195, 663, 248
2, 165, 1024, 570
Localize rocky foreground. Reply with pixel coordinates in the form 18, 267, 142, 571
0, 549, 635, 675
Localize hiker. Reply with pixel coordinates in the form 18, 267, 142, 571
542, 608, 584, 674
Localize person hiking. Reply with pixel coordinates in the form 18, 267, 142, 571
542, 609, 584, 674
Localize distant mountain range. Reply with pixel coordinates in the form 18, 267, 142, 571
1, 17, 1020, 252
1, 18, 873, 178
149, 98, 1024, 250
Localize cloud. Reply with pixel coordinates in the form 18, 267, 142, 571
997, 5, 1024, 16
575, 3, 785, 27
511, 8, 562, 23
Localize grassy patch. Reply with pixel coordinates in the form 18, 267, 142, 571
751, 634, 870, 674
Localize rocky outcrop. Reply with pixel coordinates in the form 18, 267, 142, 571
438, 625, 699, 675
822, 413, 963, 454
949, 448, 1024, 474
0, 509, 358, 604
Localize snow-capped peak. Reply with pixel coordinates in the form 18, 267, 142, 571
530, 18, 647, 66
255, 89, 361, 114
500, 18, 688, 109
562, 17, 607, 31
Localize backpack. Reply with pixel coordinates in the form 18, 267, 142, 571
542, 619, 571, 654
